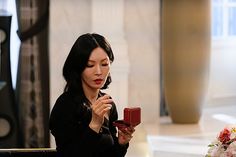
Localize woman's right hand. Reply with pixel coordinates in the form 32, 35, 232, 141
89, 95, 113, 133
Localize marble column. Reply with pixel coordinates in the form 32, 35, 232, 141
92, 0, 129, 118
162, 0, 211, 123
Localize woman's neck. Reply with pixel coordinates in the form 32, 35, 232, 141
83, 87, 99, 104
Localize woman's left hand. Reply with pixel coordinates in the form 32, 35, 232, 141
118, 126, 135, 145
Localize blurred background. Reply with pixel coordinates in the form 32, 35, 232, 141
0, 0, 236, 156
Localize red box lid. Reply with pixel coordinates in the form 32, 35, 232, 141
123, 107, 141, 127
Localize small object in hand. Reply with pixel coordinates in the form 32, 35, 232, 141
113, 120, 130, 131
113, 107, 141, 130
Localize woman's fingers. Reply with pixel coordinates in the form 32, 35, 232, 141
118, 128, 135, 145
123, 127, 135, 136
91, 95, 113, 117
126, 126, 135, 134
96, 104, 112, 116
93, 95, 112, 108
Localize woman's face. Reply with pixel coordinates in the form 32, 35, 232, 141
81, 47, 111, 91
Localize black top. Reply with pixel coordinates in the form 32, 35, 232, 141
49, 91, 128, 157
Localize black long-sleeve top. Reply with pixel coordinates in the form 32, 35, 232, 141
49, 91, 129, 157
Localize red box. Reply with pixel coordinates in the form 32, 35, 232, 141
113, 107, 141, 130
124, 107, 141, 127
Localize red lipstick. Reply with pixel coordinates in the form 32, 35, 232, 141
94, 79, 103, 85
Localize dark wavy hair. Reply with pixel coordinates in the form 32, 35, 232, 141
63, 33, 114, 97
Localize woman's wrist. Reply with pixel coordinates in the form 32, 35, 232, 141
89, 122, 101, 133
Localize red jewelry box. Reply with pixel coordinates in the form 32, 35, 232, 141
113, 107, 141, 130
124, 107, 141, 127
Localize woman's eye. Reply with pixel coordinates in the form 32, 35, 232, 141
86, 64, 94, 67
102, 63, 109, 66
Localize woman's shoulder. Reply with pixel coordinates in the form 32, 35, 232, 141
53, 92, 71, 106
56, 91, 70, 101
51, 92, 75, 113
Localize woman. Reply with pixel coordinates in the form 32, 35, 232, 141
49, 33, 135, 157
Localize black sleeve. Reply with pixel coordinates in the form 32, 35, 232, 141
49, 94, 102, 157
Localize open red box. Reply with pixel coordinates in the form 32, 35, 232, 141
113, 107, 141, 130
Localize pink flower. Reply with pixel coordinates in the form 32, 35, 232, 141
226, 141, 236, 156
206, 126, 236, 157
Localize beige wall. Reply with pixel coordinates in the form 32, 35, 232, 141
49, 0, 91, 111
124, 0, 160, 123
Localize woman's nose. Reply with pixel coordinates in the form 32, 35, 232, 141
95, 65, 102, 75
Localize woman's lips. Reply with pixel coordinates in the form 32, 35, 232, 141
94, 79, 103, 85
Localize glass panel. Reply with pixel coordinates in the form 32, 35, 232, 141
212, 6, 223, 37
228, 7, 236, 35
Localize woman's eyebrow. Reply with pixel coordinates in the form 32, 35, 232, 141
101, 58, 109, 62
88, 58, 109, 62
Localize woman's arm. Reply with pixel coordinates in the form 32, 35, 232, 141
49, 94, 103, 157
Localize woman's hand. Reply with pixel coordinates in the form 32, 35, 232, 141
118, 126, 135, 145
89, 95, 113, 133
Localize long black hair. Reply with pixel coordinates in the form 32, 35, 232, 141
62, 33, 114, 98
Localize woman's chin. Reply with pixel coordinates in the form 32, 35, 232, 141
92, 84, 104, 89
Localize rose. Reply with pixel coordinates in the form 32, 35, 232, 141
219, 128, 231, 144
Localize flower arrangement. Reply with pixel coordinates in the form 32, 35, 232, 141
206, 126, 236, 157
